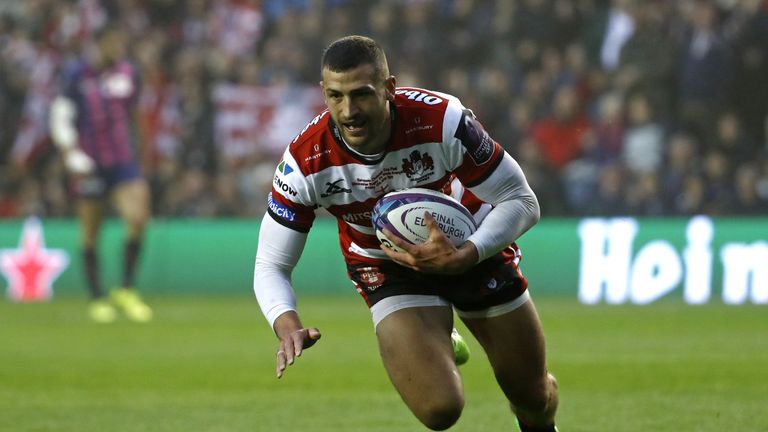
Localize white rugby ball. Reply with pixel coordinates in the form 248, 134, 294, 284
371, 188, 477, 252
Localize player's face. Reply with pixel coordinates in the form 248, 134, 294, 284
321, 63, 396, 155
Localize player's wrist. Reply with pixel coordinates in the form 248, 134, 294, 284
451, 241, 479, 273
272, 310, 303, 338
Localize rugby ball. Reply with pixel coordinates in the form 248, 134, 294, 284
371, 188, 477, 252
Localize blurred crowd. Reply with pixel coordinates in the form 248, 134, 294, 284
1, 0, 767, 218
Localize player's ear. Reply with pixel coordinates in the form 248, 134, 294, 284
384, 75, 396, 101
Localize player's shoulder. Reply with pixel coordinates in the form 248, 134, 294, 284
288, 109, 331, 150
395, 87, 467, 121
282, 110, 337, 170
394, 87, 461, 111
394, 87, 468, 142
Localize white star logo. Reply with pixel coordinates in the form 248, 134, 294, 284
0, 217, 69, 302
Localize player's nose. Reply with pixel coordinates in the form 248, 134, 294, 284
340, 97, 360, 119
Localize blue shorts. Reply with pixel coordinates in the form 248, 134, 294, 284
72, 162, 142, 199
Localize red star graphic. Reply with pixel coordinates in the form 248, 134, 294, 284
0, 217, 69, 302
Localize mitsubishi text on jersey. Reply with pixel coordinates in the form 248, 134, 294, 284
267, 87, 505, 266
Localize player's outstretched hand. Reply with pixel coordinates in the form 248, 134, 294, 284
274, 320, 321, 379
63, 148, 95, 175
380, 212, 478, 274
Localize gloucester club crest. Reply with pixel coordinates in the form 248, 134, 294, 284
401, 150, 434, 182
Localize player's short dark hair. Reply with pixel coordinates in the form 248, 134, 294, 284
321, 35, 389, 80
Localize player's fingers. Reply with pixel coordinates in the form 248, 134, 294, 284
423, 212, 452, 246
291, 331, 309, 358
276, 348, 287, 378
382, 228, 419, 255
302, 327, 322, 350
381, 246, 419, 269
282, 337, 297, 367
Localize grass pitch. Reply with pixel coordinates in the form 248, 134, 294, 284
1, 295, 766, 431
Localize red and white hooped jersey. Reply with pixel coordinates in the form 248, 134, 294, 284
267, 87, 505, 267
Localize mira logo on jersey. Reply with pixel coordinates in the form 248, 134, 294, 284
267, 193, 295, 222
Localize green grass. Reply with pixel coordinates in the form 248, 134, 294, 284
1, 295, 767, 431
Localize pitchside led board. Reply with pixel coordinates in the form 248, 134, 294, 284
0, 216, 766, 305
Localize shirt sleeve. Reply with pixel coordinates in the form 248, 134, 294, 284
253, 212, 309, 329
448, 108, 505, 187
441, 102, 540, 262
266, 149, 317, 232
465, 153, 540, 261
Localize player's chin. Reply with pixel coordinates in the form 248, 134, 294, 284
342, 133, 370, 149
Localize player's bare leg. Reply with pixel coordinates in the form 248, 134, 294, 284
77, 198, 104, 296
461, 297, 559, 430
110, 179, 152, 322
112, 178, 150, 242
376, 306, 464, 431
77, 198, 116, 322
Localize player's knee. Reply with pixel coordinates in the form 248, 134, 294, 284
414, 396, 464, 431
512, 375, 557, 415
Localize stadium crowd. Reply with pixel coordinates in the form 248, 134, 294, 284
1, 0, 767, 218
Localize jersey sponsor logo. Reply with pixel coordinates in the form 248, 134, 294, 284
277, 160, 294, 175
304, 148, 331, 162
352, 266, 386, 292
342, 211, 373, 223
456, 110, 494, 165
404, 124, 434, 135
395, 89, 443, 105
267, 192, 296, 222
320, 179, 352, 197
351, 166, 400, 193
401, 150, 435, 182
273, 175, 298, 196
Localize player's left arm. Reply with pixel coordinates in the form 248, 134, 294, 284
463, 152, 540, 262
382, 107, 539, 272
381, 154, 538, 272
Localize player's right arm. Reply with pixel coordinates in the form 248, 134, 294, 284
253, 151, 320, 378
49, 63, 95, 175
254, 215, 321, 378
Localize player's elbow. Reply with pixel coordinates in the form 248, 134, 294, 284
526, 192, 541, 226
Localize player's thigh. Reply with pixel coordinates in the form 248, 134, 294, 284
376, 305, 463, 412
460, 296, 548, 396
112, 178, 150, 225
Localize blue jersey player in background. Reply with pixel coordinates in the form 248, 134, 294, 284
49, 26, 152, 323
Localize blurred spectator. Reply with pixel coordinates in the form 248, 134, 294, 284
589, 162, 627, 215
661, 132, 700, 213
713, 110, 759, 165
615, 0, 676, 117
516, 137, 568, 215
701, 149, 736, 214
676, 0, 732, 141
530, 83, 592, 171
0, 0, 767, 219
732, 163, 768, 215
623, 91, 665, 175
